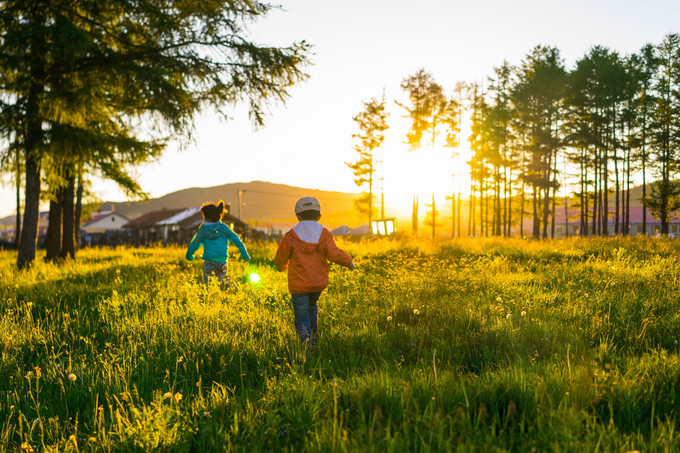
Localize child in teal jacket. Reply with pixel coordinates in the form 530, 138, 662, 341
186, 200, 250, 289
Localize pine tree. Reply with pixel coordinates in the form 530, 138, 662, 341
346, 95, 389, 230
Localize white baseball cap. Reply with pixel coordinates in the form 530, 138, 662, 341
295, 197, 321, 214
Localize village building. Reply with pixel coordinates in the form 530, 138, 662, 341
120, 208, 185, 245
122, 206, 249, 245
155, 207, 248, 244
551, 206, 680, 238
80, 210, 131, 245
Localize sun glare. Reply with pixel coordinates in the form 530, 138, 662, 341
378, 147, 469, 218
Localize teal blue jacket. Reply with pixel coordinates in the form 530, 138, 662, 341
185, 222, 250, 263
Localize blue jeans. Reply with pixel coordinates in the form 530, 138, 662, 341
202, 260, 234, 290
292, 291, 322, 345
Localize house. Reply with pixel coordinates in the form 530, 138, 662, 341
156, 206, 252, 244
121, 208, 185, 244
331, 224, 371, 238
80, 210, 131, 245
156, 207, 202, 244
250, 221, 296, 241
81, 210, 130, 233
123, 206, 250, 245
550, 206, 680, 237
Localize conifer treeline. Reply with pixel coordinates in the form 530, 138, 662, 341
467, 34, 680, 238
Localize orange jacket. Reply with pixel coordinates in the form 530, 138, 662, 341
274, 222, 353, 294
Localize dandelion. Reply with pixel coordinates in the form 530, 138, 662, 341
174, 392, 183, 403
387, 315, 393, 322
413, 309, 420, 315
203, 411, 212, 418
20, 442, 34, 453
89, 437, 97, 443
163, 392, 173, 399
496, 296, 503, 303
68, 373, 77, 382
521, 310, 527, 317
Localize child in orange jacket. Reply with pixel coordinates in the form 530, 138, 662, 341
274, 197, 354, 346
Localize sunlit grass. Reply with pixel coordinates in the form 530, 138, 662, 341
1, 237, 679, 451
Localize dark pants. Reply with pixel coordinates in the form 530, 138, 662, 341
291, 291, 322, 345
202, 260, 235, 291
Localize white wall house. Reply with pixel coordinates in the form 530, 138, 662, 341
81, 211, 131, 234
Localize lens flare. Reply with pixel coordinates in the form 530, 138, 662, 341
249, 273, 261, 284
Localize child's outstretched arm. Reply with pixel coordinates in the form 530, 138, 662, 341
324, 233, 354, 270
226, 230, 251, 260
185, 231, 203, 261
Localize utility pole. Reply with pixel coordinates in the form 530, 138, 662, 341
237, 189, 246, 219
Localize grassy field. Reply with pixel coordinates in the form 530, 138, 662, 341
1, 237, 679, 452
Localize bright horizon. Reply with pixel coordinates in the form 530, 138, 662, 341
1, 0, 679, 219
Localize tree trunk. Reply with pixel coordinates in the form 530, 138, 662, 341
602, 147, 609, 237
592, 150, 598, 236
368, 158, 373, 233
457, 193, 461, 238
18, 154, 41, 268
45, 194, 62, 261
519, 180, 525, 238
431, 192, 436, 239
75, 171, 84, 249
625, 141, 631, 236
17, 6, 45, 268
642, 121, 647, 236
451, 186, 456, 239
551, 183, 557, 239
61, 171, 76, 259
506, 169, 512, 237
469, 180, 475, 237
614, 149, 620, 235
15, 148, 21, 249
532, 186, 540, 239
580, 149, 586, 236
482, 178, 487, 236
542, 153, 551, 239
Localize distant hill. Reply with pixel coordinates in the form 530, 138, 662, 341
98, 181, 363, 228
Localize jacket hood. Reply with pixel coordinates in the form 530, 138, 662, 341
292, 221, 323, 252
201, 222, 224, 240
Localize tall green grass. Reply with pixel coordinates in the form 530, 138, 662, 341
1, 237, 679, 451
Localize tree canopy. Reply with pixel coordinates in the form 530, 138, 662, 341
0, 0, 310, 267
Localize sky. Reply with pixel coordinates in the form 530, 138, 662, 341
2, 0, 680, 219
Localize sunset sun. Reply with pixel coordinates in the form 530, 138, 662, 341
378, 146, 469, 218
